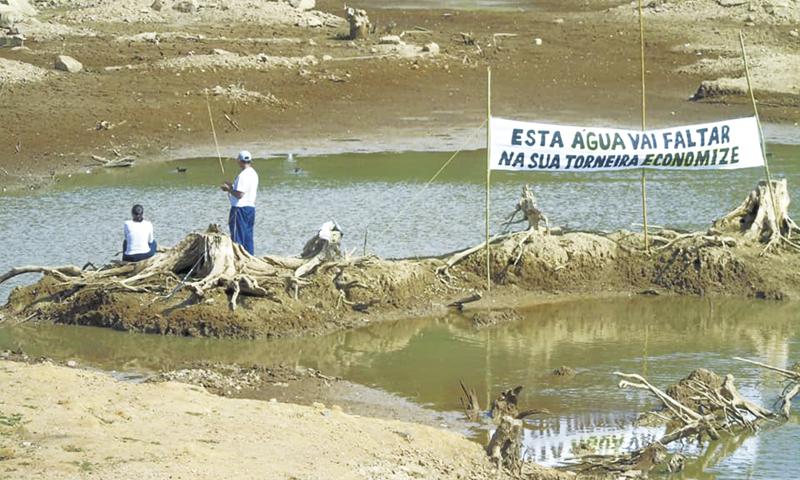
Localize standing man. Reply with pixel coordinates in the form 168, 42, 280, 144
221, 150, 259, 255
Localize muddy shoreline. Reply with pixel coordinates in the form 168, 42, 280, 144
0, 359, 523, 480
1, 0, 799, 192
0, 350, 471, 432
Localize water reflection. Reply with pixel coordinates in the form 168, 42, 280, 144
0, 296, 797, 477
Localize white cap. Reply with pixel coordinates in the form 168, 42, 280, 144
237, 150, 252, 162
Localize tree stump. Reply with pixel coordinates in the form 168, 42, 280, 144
486, 415, 523, 472
296, 222, 343, 278
483, 386, 549, 472
0, 225, 280, 312
712, 179, 798, 245
345, 6, 370, 40
517, 185, 549, 232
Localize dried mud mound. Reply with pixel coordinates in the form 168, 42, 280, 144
2, 180, 800, 338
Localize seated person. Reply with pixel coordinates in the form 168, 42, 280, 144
122, 204, 157, 262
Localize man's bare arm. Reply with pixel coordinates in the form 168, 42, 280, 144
220, 182, 245, 198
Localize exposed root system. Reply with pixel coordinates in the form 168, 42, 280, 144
712, 179, 800, 254
569, 369, 776, 476
2, 181, 800, 338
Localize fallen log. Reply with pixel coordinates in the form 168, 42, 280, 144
447, 292, 481, 311
90, 155, 136, 168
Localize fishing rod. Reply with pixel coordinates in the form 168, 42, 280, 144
205, 90, 225, 176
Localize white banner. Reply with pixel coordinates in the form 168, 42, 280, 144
490, 117, 764, 172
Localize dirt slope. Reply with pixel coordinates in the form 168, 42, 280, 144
1, 0, 798, 192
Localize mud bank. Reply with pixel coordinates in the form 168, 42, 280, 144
2, 181, 799, 339
0, 350, 473, 433
1, 0, 799, 192
0, 360, 516, 480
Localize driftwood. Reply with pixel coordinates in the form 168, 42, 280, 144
458, 380, 482, 421
0, 265, 86, 284
712, 179, 800, 253
734, 357, 800, 418
571, 369, 776, 475
447, 292, 482, 311
90, 155, 136, 168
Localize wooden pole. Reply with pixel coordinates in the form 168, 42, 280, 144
739, 32, 781, 226
485, 67, 492, 291
205, 91, 225, 175
637, 0, 649, 253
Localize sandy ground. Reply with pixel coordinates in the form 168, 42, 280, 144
0, 0, 798, 191
0, 360, 507, 480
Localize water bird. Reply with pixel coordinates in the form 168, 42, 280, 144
176, 167, 187, 173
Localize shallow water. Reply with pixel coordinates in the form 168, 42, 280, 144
0, 296, 798, 478
1, 143, 799, 477
1, 144, 799, 300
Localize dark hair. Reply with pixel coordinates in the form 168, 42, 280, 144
131, 204, 144, 222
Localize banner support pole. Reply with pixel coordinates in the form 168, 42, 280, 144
739, 31, 780, 226
637, 0, 649, 253
485, 67, 492, 292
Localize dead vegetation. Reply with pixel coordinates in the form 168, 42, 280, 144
1, 181, 800, 337
734, 356, 800, 418
712, 179, 800, 252
568, 369, 775, 476
458, 383, 550, 475
461, 360, 797, 479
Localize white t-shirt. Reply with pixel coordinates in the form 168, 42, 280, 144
230, 166, 259, 208
124, 220, 154, 255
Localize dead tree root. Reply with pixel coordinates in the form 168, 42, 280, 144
569, 369, 776, 476
712, 179, 800, 254
734, 356, 800, 418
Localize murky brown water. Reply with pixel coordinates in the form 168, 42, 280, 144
1, 296, 798, 478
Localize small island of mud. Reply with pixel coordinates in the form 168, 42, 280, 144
2, 179, 799, 339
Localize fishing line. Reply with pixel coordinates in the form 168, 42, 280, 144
370, 120, 488, 246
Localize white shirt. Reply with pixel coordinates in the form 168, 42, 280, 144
230, 166, 259, 208
124, 220, 154, 255
318, 221, 341, 241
